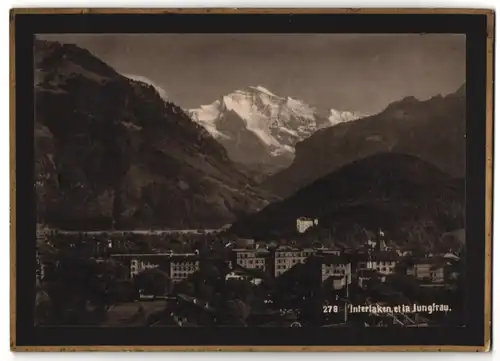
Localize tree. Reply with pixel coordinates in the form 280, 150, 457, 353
107, 281, 138, 303
199, 262, 221, 284
386, 274, 420, 302
226, 279, 254, 304
35, 286, 52, 326
169, 240, 184, 253
38, 254, 128, 325
98, 258, 129, 281
197, 282, 215, 302
134, 268, 171, 297
175, 280, 195, 296
225, 299, 251, 325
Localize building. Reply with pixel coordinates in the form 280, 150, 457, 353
129, 255, 166, 278
169, 255, 200, 283
225, 271, 246, 281
315, 245, 342, 256
36, 224, 50, 243
296, 217, 318, 234
107, 238, 129, 254
430, 266, 445, 283
274, 246, 315, 277
234, 238, 255, 249
366, 229, 392, 252
232, 248, 269, 272
255, 240, 269, 249
331, 275, 348, 290
96, 239, 113, 258
77, 237, 113, 258
357, 251, 400, 275
442, 252, 460, 261
396, 248, 413, 257
407, 258, 446, 283
357, 269, 386, 288
225, 270, 264, 286
319, 255, 352, 287
111, 253, 199, 283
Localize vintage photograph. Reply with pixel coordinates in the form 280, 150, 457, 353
33, 34, 466, 328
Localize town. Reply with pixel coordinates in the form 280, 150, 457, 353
35, 217, 464, 328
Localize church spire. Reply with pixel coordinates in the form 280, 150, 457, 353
377, 228, 386, 251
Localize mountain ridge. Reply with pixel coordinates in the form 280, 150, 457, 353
34, 39, 271, 230
264, 85, 465, 197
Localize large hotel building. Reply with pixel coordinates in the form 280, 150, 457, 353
111, 253, 200, 283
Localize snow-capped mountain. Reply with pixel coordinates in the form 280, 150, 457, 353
328, 108, 368, 126
189, 85, 363, 174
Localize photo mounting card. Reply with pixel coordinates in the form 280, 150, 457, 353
10, 8, 494, 352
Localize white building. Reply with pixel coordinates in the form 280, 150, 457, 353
442, 252, 460, 261
357, 252, 400, 275
130, 258, 159, 278
274, 247, 315, 277
169, 257, 200, 283
296, 217, 318, 234
406, 258, 446, 283
225, 271, 246, 281
232, 248, 268, 271
112, 253, 199, 283
320, 256, 352, 285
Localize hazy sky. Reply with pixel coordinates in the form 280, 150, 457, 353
38, 34, 465, 113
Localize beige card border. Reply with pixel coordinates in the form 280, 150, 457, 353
9, 7, 494, 352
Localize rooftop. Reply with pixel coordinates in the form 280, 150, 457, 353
411, 257, 449, 268
358, 251, 401, 261
110, 253, 199, 261
232, 248, 257, 252
316, 255, 349, 264
275, 246, 314, 252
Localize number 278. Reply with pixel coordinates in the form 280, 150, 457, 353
323, 305, 338, 313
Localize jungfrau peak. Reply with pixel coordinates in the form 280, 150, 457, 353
189, 85, 364, 174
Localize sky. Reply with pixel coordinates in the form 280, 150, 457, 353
38, 34, 465, 114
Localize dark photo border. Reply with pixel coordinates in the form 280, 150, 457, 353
10, 8, 494, 352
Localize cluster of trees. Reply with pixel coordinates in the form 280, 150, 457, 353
35, 253, 136, 325
36, 242, 268, 327
134, 268, 171, 297
36, 232, 171, 325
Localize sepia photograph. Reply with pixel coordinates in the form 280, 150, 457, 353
10, 9, 493, 351
33, 33, 467, 329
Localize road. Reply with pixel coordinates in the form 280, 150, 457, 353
53, 229, 222, 236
